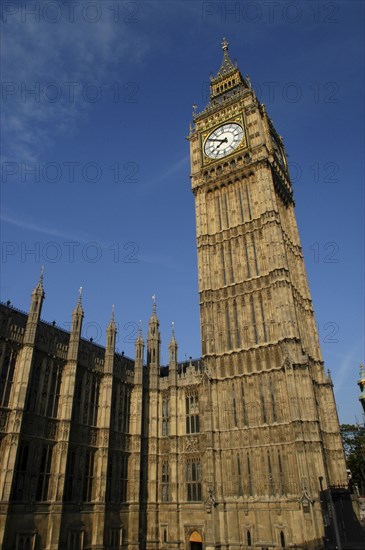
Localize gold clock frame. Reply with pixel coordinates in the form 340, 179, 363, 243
201, 115, 248, 166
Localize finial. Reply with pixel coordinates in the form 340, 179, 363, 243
138, 319, 142, 336
111, 304, 115, 321
152, 294, 156, 314
36, 265, 44, 290
78, 286, 83, 304
192, 103, 197, 117
221, 37, 229, 52
172, 321, 175, 337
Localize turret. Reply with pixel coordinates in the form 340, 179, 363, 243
134, 320, 144, 385
23, 267, 45, 345
147, 295, 160, 392
67, 287, 84, 362
105, 305, 117, 374
147, 295, 161, 368
169, 321, 178, 384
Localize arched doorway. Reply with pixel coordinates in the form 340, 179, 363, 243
189, 530, 203, 550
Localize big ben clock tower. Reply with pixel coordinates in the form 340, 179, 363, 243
189, 39, 347, 548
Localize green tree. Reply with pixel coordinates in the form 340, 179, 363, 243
340, 424, 365, 495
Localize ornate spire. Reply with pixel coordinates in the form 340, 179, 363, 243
136, 319, 144, 344
108, 304, 116, 331
78, 286, 83, 305
38, 265, 44, 287
212, 37, 237, 80
33, 265, 45, 296
73, 286, 84, 316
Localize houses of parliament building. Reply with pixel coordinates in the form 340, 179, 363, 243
0, 40, 357, 550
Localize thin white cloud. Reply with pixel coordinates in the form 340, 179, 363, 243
1, 5, 150, 162
140, 154, 190, 189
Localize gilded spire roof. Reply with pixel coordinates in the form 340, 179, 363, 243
211, 37, 237, 82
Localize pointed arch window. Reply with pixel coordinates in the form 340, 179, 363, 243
0, 349, 16, 407
161, 461, 169, 501
162, 397, 169, 436
186, 458, 202, 501
185, 392, 200, 434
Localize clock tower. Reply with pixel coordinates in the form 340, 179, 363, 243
189, 38, 347, 547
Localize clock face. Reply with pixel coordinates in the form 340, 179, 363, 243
204, 123, 244, 159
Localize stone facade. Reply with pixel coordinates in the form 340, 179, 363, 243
0, 41, 349, 549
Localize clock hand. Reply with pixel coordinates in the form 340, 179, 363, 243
216, 137, 228, 149
209, 138, 227, 143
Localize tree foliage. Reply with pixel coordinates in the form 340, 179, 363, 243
340, 424, 365, 495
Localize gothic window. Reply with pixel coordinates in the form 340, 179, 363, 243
15, 533, 36, 550
161, 461, 169, 502
82, 449, 95, 502
185, 392, 200, 434
186, 458, 202, 501
245, 184, 252, 219
65, 450, 77, 501
278, 451, 285, 495
237, 186, 245, 223
270, 375, 277, 422
67, 530, 84, 550
117, 384, 124, 431
260, 381, 267, 423
106, 456, 113, 502
228, 240, 234, 283
233, 300, 241, 348
215, 195, 222, 230
220, 244, 226, 285
259, 293, 267, 342
280, 530, 286, 548
267, 451, 274, 496
237, 454, 243, 496
222, 192, 229, 227
27, 362, 41, 412
241, 381, 247, 425
110, 527, 121, 549
46, 363, 62, 418
247, 530, 252, 547
162, 397, 169, 436
247, 453, 253, 496
0, 350, 16, 407
251, 238, 259, 276
13, 441, 30, 501
72, 374, 83, 422
120, 453, 128, 502
87, 374, 100, 426
245, 241, 251, 279
39, 360, 51, 415
232, 383, 238, 427
250, 295, 258, 344
226, 303, 232, 350
35, 444, 53, 501
115, 384, 130, 433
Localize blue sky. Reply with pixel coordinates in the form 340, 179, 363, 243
1, 0, 364, 424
